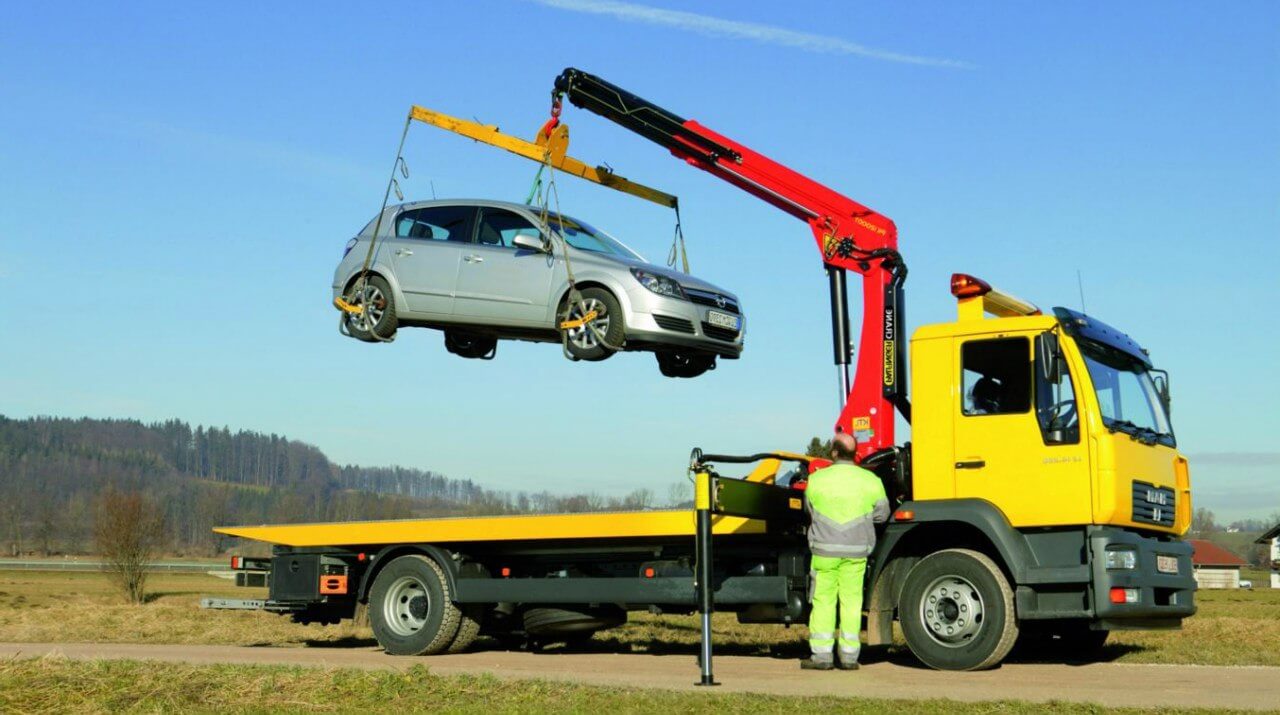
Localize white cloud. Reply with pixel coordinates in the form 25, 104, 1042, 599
529, 0, 973, 69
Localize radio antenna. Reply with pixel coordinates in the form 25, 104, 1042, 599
1076, 269, 1088, 315
430, 180, 437, 200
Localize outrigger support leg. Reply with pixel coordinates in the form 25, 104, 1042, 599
693, 461, 718, 687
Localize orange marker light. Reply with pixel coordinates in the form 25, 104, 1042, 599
500, 567, 511, 577
643, 567, 655, 578
893, 509, 914, 521
950, 273, 992, 299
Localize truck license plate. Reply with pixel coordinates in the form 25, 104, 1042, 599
1156, 555, 1178, 574
707, 310, 739, 331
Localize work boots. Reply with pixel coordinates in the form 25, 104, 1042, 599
800, 657, 834, 670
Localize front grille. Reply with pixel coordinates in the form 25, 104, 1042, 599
701, 322, 740, 342
685, 288, 740, 315
1132, 481, 1175, 527
653, 314, 695, 334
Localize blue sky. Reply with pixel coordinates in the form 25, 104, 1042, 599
1, 1, 1277, 521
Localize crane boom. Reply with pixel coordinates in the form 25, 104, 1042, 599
552, 68, 908, 458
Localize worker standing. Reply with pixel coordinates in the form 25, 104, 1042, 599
802, 432, 890, 671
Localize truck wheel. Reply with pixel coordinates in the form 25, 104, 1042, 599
899, 549, 1018, 671
522, 605, 625, 640
446, 605, 485, 654
562, 288, 623, 361
368, 555, 461, 656
344, 276, 398, 342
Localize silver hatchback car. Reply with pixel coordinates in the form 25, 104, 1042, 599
333, 199, 744, 378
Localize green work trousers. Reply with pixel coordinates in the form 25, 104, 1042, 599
808, 555, 867, 663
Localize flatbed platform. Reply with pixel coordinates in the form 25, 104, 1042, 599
215, 509, 766, 547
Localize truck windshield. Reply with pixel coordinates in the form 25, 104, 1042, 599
1078, 339, 1174, 447
545, 213, 646, 261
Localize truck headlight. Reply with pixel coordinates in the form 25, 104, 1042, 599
630, 269, 686, 299
1105, 547, 1137, 570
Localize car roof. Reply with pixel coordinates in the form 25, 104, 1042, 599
392, 198, 548, 214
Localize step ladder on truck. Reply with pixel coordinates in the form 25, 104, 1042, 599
209, 68, 1197, 677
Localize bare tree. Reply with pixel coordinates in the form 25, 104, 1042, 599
666, 481, 690, 508
1191, 508, 1218, 536
94, 489, 167, 604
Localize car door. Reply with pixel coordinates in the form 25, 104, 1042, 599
951, 334, 1093, 527
453, 207, 554, 325
384, 205, 475, 317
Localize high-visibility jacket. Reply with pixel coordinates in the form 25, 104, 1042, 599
804, 462, 890, 558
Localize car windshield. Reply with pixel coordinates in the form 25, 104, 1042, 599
1078, 339, 1174, 446
544, 213, 645, 261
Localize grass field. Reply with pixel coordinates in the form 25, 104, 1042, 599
0, 658, 1259, 715
1, 569, 1277, 666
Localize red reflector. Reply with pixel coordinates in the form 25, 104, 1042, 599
643, 567, 655, 578
500, 567, 511, 577
893, 510, 914, 521
357, 552, 367, 562
950, 273, 992, 299
230, 556, 241, 569
1109, 587, 1126, 604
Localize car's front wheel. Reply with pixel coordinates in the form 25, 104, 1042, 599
561, 288, 624, 362
343, 276, 398, 342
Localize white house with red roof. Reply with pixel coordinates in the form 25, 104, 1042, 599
1255, 524, 1280, 589
1187, 539, 1248, 589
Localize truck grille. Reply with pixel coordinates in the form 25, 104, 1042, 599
685, 289, 740, 315
1132, 481, 1175, 527
701, 322, 740, 342
653, 314, 695, 334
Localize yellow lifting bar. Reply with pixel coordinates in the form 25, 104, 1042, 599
407, 105, 678, 210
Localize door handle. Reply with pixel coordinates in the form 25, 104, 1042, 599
955, 459, 986, 469
394, 248, 413, 257
464, 254, 484, 263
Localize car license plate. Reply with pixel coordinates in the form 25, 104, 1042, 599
707, 310, 739, 331
1156, 555, 1178, 574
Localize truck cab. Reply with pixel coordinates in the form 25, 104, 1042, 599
862, 274, 1195, 669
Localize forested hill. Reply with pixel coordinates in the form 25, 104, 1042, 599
0, 415, 513, 555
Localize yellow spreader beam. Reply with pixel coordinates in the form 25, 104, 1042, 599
215, 509, 765, 547
408, 106, 677, 210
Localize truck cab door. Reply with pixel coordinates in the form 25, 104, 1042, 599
951, 333, 1092, 527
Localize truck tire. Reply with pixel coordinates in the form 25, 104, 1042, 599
367, 555, 461, 656
446, 605, 485, 654
344, 275, 398, 342
561, 288, 624, 362
898, 549, 1018, 671
522, 605, 625, 640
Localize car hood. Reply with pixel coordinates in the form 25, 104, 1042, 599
567, 247, 740, 301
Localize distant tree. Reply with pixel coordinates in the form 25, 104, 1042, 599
94, 488, 167, 604
805, 437, 833, 460
666, 481, 690, 508
1191, 508, 1218, 536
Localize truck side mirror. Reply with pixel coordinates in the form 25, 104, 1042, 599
1151, 369, 1172, 415
1036, 331, 1064, 384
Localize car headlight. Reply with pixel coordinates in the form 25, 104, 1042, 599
1105, 547, 1137, 570
630, 269, 686, 299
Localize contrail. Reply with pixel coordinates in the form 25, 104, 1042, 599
528, 0, 974, 69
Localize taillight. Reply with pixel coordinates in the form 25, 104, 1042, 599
343, 238, 358, 257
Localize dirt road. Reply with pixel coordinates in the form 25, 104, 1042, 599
3, 642, 1276, 710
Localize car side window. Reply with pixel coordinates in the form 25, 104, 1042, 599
961, 337, 1032, 416
395, 206, 475, 242
476, 208, 539, 249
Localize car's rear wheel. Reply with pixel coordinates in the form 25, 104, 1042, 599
656, 351, 716, 378
562, 288, 624, 361
344, 276, 398, 342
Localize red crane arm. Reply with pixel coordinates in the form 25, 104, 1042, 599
552, 69, 908, 458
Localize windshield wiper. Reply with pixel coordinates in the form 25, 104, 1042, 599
1107, 419, 1160, 445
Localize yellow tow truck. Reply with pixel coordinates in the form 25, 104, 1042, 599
214, 69, 1194, 674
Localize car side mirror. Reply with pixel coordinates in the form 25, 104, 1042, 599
512, 232, 547, 253
1036, 331, 1065, 384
